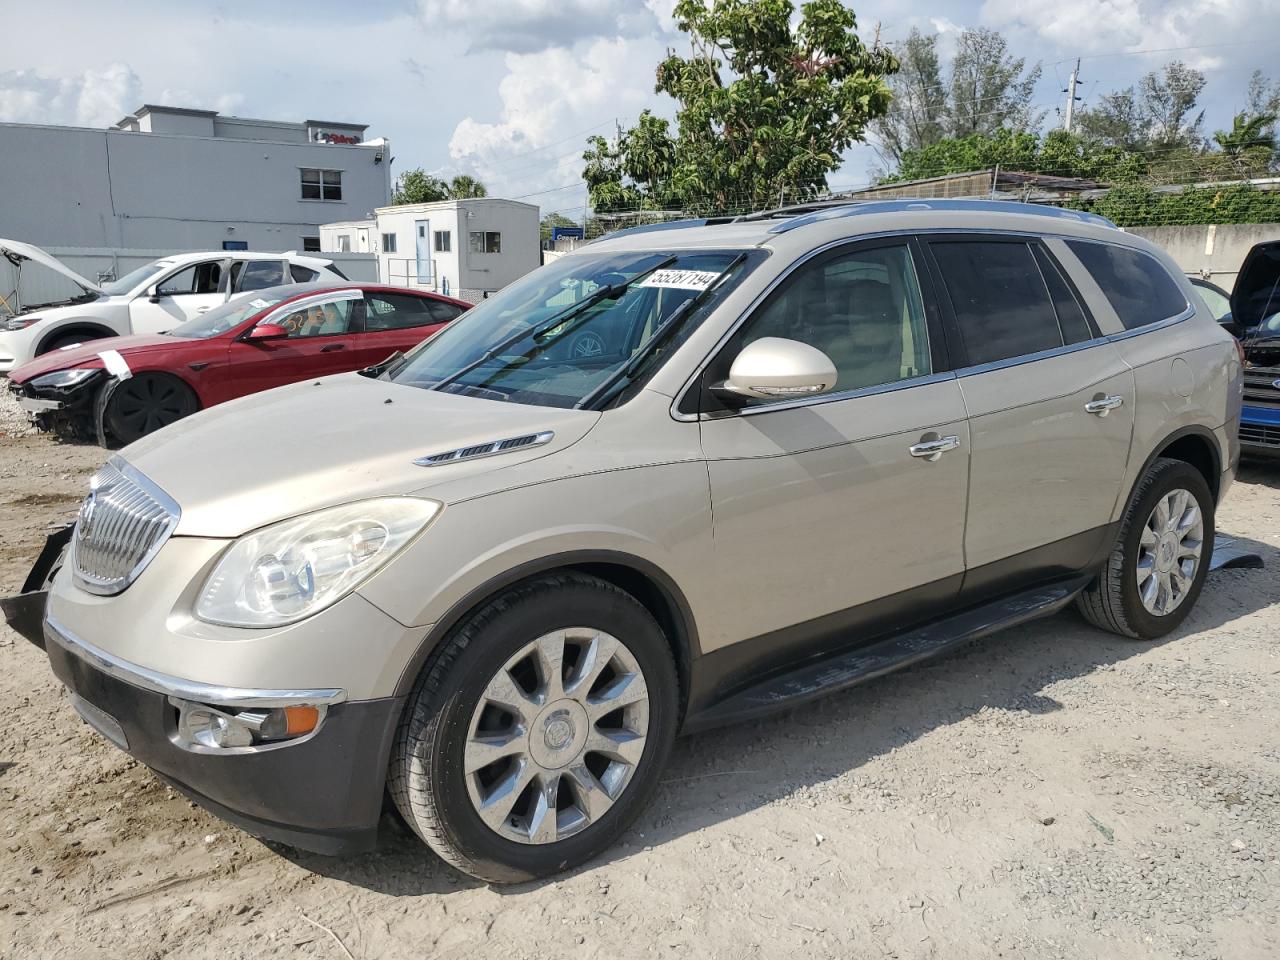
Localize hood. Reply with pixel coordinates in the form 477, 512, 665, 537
1, 237, 104, 299
9, 334, 175, 383
122, 373, 601, 537
1230, 240, 1280, 330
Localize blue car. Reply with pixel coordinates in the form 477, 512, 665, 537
1193, 246, 1280, 459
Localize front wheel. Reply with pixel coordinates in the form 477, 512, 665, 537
389, 573, 679, 883
1076, 457, 1215, 640
100, 373, 199, 445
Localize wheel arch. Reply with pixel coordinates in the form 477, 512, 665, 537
35, 321, 118, 355
391, 550, 699, 719
1139, 424, 1223, 502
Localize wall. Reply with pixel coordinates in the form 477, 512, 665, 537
457, 200, 540, 300
1126, 223, 1280, 290
0, 122, 391, 252
0, 247, 377, 315
375, 206, 462, 295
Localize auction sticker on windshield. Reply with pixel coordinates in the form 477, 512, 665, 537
638, 269, 721, 290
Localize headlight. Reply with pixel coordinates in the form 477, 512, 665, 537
31, 367, 100, 389
195, 498, 440, 627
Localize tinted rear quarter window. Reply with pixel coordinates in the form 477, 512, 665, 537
930, 240, 1064, 366
1065, 240, 1187, 330
1033, 246, 1094, 344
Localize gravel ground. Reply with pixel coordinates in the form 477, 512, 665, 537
1, 389, 1278, 959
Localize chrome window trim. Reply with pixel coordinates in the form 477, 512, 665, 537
709, 370, 958, 419
670, 227, 1195, 422
72, 457, 182, 597
258, 288, 365, 329
44, 616, 347, 708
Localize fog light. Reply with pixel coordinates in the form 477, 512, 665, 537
171, 699, 326, 751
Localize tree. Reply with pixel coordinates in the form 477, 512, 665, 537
871, 28, 948, 166
1212, 112, 1277, 177
391, 169, 489, 204
540, 212, 579, 244
1075, 61, 1206, 152
584, 0, 898, 216
884, 128, 1145, 184
946, 28, 1043, 138
449, 174, 487, 198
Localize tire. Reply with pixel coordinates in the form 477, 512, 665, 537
1076, 457, 1215, 640
100, 373, 199, 445
389, 573, 679, 883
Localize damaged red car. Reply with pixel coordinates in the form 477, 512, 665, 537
7, 282, 470, 445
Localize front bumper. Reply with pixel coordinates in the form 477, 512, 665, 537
43, 616, 404, 855
1240, 403, 1280, 457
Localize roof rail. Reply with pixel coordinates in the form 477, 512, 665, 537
767, 198, 1118, 234
589, 218, 709, 243
733, 199, 862, 222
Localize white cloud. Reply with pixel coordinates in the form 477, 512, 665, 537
0, 63, 141, 127
448, 35, 668, 210
417, 0, 661, 53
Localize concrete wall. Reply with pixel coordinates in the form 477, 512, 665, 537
0, 247, 377, 315
1126, 223, 1280, 290
0, 122, 391, 252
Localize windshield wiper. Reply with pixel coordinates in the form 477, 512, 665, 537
426, 255, 677, 394
359, 350, 406, 379
577, 252, 747, 411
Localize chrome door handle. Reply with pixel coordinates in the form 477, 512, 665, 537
909, 435, 961, 461
1085, 395, 1124, 416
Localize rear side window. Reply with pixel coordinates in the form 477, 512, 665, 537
1032, 246, 1094, 344
364, 293, 434, 331
290, 265, 320, 283
1065, 241, 1188, 330
930, 240, 1064, 366
425, 299, 464, 323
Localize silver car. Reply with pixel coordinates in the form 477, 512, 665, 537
11, 199, 1243, 882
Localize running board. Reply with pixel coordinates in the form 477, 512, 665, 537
1211, 534, 1264, 571
694, 576, 1092, 730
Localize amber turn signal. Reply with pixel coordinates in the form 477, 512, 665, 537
284, 705, 320, 735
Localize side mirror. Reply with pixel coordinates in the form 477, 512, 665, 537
244, 323, 289, 342
714, 337, 838, 402
147, 286, 162, 304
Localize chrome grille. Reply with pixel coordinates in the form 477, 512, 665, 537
72, 459, 180, 595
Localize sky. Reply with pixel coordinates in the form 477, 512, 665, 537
2, 0, 1279, 219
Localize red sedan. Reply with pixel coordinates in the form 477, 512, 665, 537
7, 282, 470, 445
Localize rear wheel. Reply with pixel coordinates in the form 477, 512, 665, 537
389, 573, 679, 883
1076, 457, 1214, 639
100, 373, 199, 445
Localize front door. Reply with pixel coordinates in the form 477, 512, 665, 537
415, 220, 432, 284
698, 239, 969, 655
128, 259, 228, 334
921, 236, 1136, 597
222, 290, 361, 400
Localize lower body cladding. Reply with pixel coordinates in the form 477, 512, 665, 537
1240, 403, 1280, 458
43, 618, 404, 855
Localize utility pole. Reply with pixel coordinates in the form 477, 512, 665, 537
1063, 59, 1081, 133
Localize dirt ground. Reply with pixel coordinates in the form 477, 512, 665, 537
1, 392, 1278, 960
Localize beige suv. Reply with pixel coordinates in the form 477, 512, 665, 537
11, 200, 1243, 882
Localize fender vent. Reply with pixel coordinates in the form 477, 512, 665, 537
414, 431, 554, 467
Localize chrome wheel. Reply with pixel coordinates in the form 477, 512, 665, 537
464, 628, 650, 845
1136, 487, 1204, 616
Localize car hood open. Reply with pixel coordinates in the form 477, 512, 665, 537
9, 334, 176, 383
1231, 240, 1280, 331
121, 373, 601, 537
1, 237, 105, 300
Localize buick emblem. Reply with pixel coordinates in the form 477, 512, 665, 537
1273, 379, 1280, 390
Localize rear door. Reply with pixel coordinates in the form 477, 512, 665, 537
922, 235, 1135, 599
352, 291, 458, 368
697, 237, 970, 655
128, 259, 228, 333
222, 290, 361, 399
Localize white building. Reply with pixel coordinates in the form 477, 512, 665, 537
352, 198, 540, 302
319, 219, 376, 254
0, 104, 391, 252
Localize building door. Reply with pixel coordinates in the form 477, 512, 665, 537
358, 228, 370, 252
415, 220, 431, 284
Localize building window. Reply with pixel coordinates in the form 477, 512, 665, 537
469, 231, 501, 254
222, 240, 248, 251
302, 237, 321, 252
434, 230, 451, 253
382, 233, 397, 253
337, 236, 351, 252
301, 168, 342, 201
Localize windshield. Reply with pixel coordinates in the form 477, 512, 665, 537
168, 291, 289, 338
100, 263, 169, 297
388, 250, 747, 408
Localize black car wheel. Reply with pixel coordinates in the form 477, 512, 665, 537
100, 373, 199, 445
